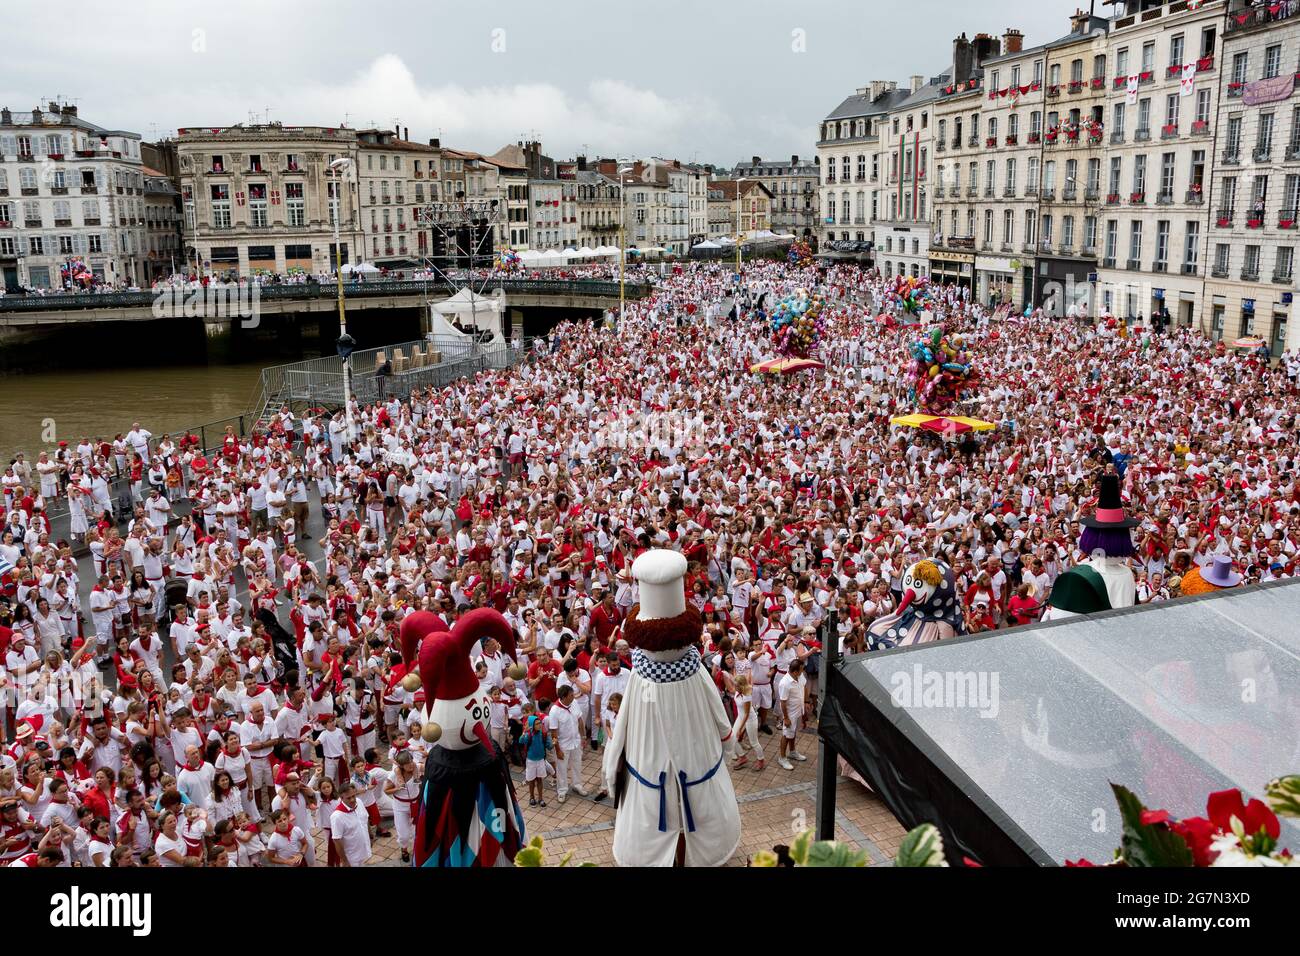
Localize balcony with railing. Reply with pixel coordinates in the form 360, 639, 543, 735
1161, 124, 1179, 140
1221, 149, 1241, 165
1129, 191, 1146, 205
1241, 266, 1260, 281
1246, 211, 1265, 229
1102, 256, 1116, 268
1085, 186, 1100, 201
1157, 190, 1174, 205
1152, 260, 1169, 273
1134, 127, 1151, 142
1003, 185, 1017, 197
1280, 208, 1298, 229
1106, 192, 1122, 206
1111, 130, 1126, 145
1063, 185, 1077, 201
1191, 120, 1210, 137
1126, 258, 1142, 271
1186, 186, 1205, 204
1274, 267, 1295, 284
1216, 208, 1234, 227
1254, 146, 1272, 163
1227, 0, 1300, 34
1181, 262, 1199, 276
1212, 262, 1230, 278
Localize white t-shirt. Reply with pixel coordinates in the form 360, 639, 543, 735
154, 832, 187, 866
328, 805, 372, 866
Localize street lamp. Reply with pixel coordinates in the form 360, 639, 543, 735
617, 165, 634, 324
328, 156, 356, 439
735, 176, 749, 280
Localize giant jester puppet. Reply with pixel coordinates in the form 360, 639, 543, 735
866, 558, 966, 651
1078, 472, 1140, 611
398, 607, 526, 866
603, 549, 741, 866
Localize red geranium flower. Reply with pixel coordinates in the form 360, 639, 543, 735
1139, 809, 1171, 826
1064, 858, 1097, 867
1207, 788, 1280, 840
1170, 816, 1218, 867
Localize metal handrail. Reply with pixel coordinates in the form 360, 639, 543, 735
0, 278, 651, 312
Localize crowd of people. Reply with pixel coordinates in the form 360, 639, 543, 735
2, 255, 1299, 867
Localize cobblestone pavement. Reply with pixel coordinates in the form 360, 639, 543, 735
320, 723, 907, 867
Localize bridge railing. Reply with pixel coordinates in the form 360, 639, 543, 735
0, 278, 651, 313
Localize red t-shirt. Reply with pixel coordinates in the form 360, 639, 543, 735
527, 659, 562, 703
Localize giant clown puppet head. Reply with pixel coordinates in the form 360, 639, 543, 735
399, 608, 521, 751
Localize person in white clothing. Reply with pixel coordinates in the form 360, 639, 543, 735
329, 782, 373, 867
384, 750, 420, 865
776, 659, 809, 771
547, 685, 587, 802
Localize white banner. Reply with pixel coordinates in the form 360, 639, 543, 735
1180, 62, 1197, 97
1126, 75, 1139, 106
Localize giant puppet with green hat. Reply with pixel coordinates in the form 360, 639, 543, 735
1043, 472, 1140, 620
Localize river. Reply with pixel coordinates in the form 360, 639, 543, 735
0, 362, 268, 461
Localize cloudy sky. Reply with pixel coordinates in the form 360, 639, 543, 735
3, 0, 1069, 167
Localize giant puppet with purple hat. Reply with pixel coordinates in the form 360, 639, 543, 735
398, 607, 526, 866
602, 549, 742, 866
1078, 471, 1141, 611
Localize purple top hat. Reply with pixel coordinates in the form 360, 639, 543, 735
1201, 555, 1241, 588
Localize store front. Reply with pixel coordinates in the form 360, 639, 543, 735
975, 255, 1018, 309
929, 248, 974, 291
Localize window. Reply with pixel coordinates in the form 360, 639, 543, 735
1278, 246, 1294, 280
1196, 89, 1211, 126
1003, 209, 1014, 244
1105, 219, 1118, 262
249, 154, 262, 172
28, 236, 43, 255
856, 155, 866, 181
989, 117, 998, 141
1169, 35, 1184, 71
1232, 52, 1248, 85
1028, 157, 1040, 191
1050, 63, 1062, 86
1190, 149, 1206, 191
1116, 48, 1129, 77
211, 183, 231, 227
1245, 245, 1261, 277
1215, 243, 1230, 273
1141, 42, 1155, 72
1030, 111, 1042, 137
1084, 215, 1097, 250
1137, 98, 1151, 135
1113, 102, 1126, 136
1128, 221, 1143, 265
1087, 158, 1101, 192
211, 154, 225, 173
1071, 59, 1084, 83
1133, 155, 1147, 194
983, 209, 994, 244
1265, 44, 1281, 79
1012, 65, 1021, 88
1258, 113, 1275, 156
1009, 114, 1020, 138
1093, 54, 1106, 80
1160, 153, 1176, 197
248, 184, 268, 227
18, 167, 36, 190
286, 182, 305, 226
1063, 215, 1075, 248
1165, 94, 1179, 129
1034, 60, 1044, 84
1201, 26, 1216, 58
1184, 221, 1200, 268
1005, 158, 1016, 191
1109, 157, 1122, 195
1154, 221, 1170, 268
1285, 174, 1300, 215
1226, 116, 1242, 156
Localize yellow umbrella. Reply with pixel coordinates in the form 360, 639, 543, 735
889, 413, 938, 428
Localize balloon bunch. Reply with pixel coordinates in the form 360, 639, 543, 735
908, 323, 977, 413
769, 288, 826, 357
787, 239, 813, 267
494, 250, 521, 272
892, 274, 933, 317
60, 258, 93, 286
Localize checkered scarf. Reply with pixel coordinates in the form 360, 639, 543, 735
632, 646, 701, 684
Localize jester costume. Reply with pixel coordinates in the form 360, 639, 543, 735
866, 558, 965, 651
399, 608, 525, 867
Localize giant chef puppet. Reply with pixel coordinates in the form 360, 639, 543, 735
399, 607, 526, 866
602, 549, 742, 866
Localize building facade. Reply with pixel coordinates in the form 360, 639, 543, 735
176, 123, 360, 277
569, 168, 621, 249
732, 154, 820, 237
817, 80, 910, 261
1096, 0, 1223, 328
1204, 0, 1300, 351
875, 74, 946, 281
529, 179, 564, 250
142, 166, 182, 282
356, 128, 440, 269
0, 102, 149, 290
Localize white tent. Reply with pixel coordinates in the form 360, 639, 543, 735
535, 250, 567, 267
575, 246, 597, 257
562, 247, 579, 256
432, 287, 503, 334
692, 240, 722, 249
340, 261, 380, 274
428, 305, 470, 340
594, 245, 622, 258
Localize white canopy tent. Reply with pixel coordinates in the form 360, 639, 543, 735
340, 261, 381, 275
432, 287, 504, 334
692, 240, 722, 249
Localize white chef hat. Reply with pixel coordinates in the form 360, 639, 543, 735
631, 549, 687, 621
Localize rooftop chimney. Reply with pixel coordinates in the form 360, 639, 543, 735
1003, 28, 1023, 54
752, 155, 761, 166
973, 33, 1001, 66
911, 74, 925, 93
953, 33, 973, 85
429, 137, 440, 148
48, 101, 60, 114
403, 126, 409, 141
869, 79, 886, 100
64, 104, 76, 117
791, 154, 799, 165
1, 108, 11, 126
1070, 9, 1090, 34
32, 108, 42, 123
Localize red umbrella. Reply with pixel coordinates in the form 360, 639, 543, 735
919, 417, 972, 436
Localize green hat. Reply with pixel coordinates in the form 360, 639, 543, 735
1047, 565, 1112, 615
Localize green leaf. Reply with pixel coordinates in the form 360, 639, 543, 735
513, 846, 544, 867
788, 829, 814, 867
1111, 783, 1194, 868
1265, 775, 1300, 819
803, 840, 870, 867
558, 851, 574, 867
751, 850, 780, 868
894, 823, 948, 867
